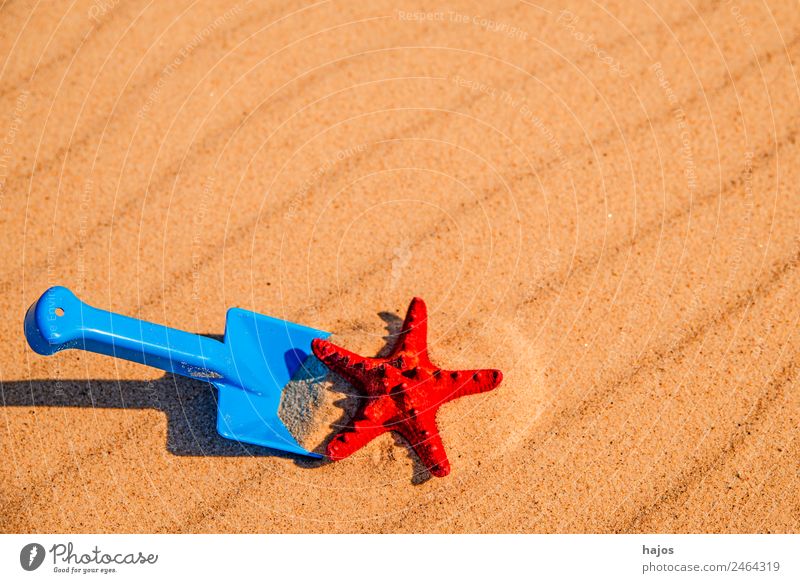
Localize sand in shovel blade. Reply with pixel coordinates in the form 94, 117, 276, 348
278, 353, 359, 454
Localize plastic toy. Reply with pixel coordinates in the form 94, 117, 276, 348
24, 286, 328, 458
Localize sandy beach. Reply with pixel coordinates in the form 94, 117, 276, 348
1, 0, 798, 532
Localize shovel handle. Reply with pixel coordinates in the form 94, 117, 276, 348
24, 286, 232, 382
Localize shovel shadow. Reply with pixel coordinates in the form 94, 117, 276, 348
2, 335, 312, 460
0, 373, 303, 458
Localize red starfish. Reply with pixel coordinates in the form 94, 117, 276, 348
312, 297, 502, 477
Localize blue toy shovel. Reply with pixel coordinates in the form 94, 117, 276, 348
24, 286, 329, 458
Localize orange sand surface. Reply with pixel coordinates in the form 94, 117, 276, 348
1, 0, 799, 533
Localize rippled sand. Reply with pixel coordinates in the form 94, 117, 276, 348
1, 0, 798, 533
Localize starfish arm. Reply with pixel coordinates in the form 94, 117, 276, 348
442, 369, 503, 402
312, 338, 374, 387
398, 415, 451, 477
326, 417, 389, 460
394, 297, 430, 363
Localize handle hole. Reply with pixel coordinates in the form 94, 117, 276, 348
55, 307, 65, 317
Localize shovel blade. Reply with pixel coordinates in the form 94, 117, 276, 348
215, 383, 321, 457
218, 308, 329, 457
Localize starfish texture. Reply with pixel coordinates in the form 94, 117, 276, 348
312, 297, 502, 477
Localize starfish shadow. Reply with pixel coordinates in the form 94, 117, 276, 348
390, 434, 435, 484
377, 311, 404, 356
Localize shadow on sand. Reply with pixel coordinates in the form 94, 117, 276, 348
2, 313, 436, 483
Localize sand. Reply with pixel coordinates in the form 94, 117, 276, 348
278, 353, 357, 454
1, 0, 799, 533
